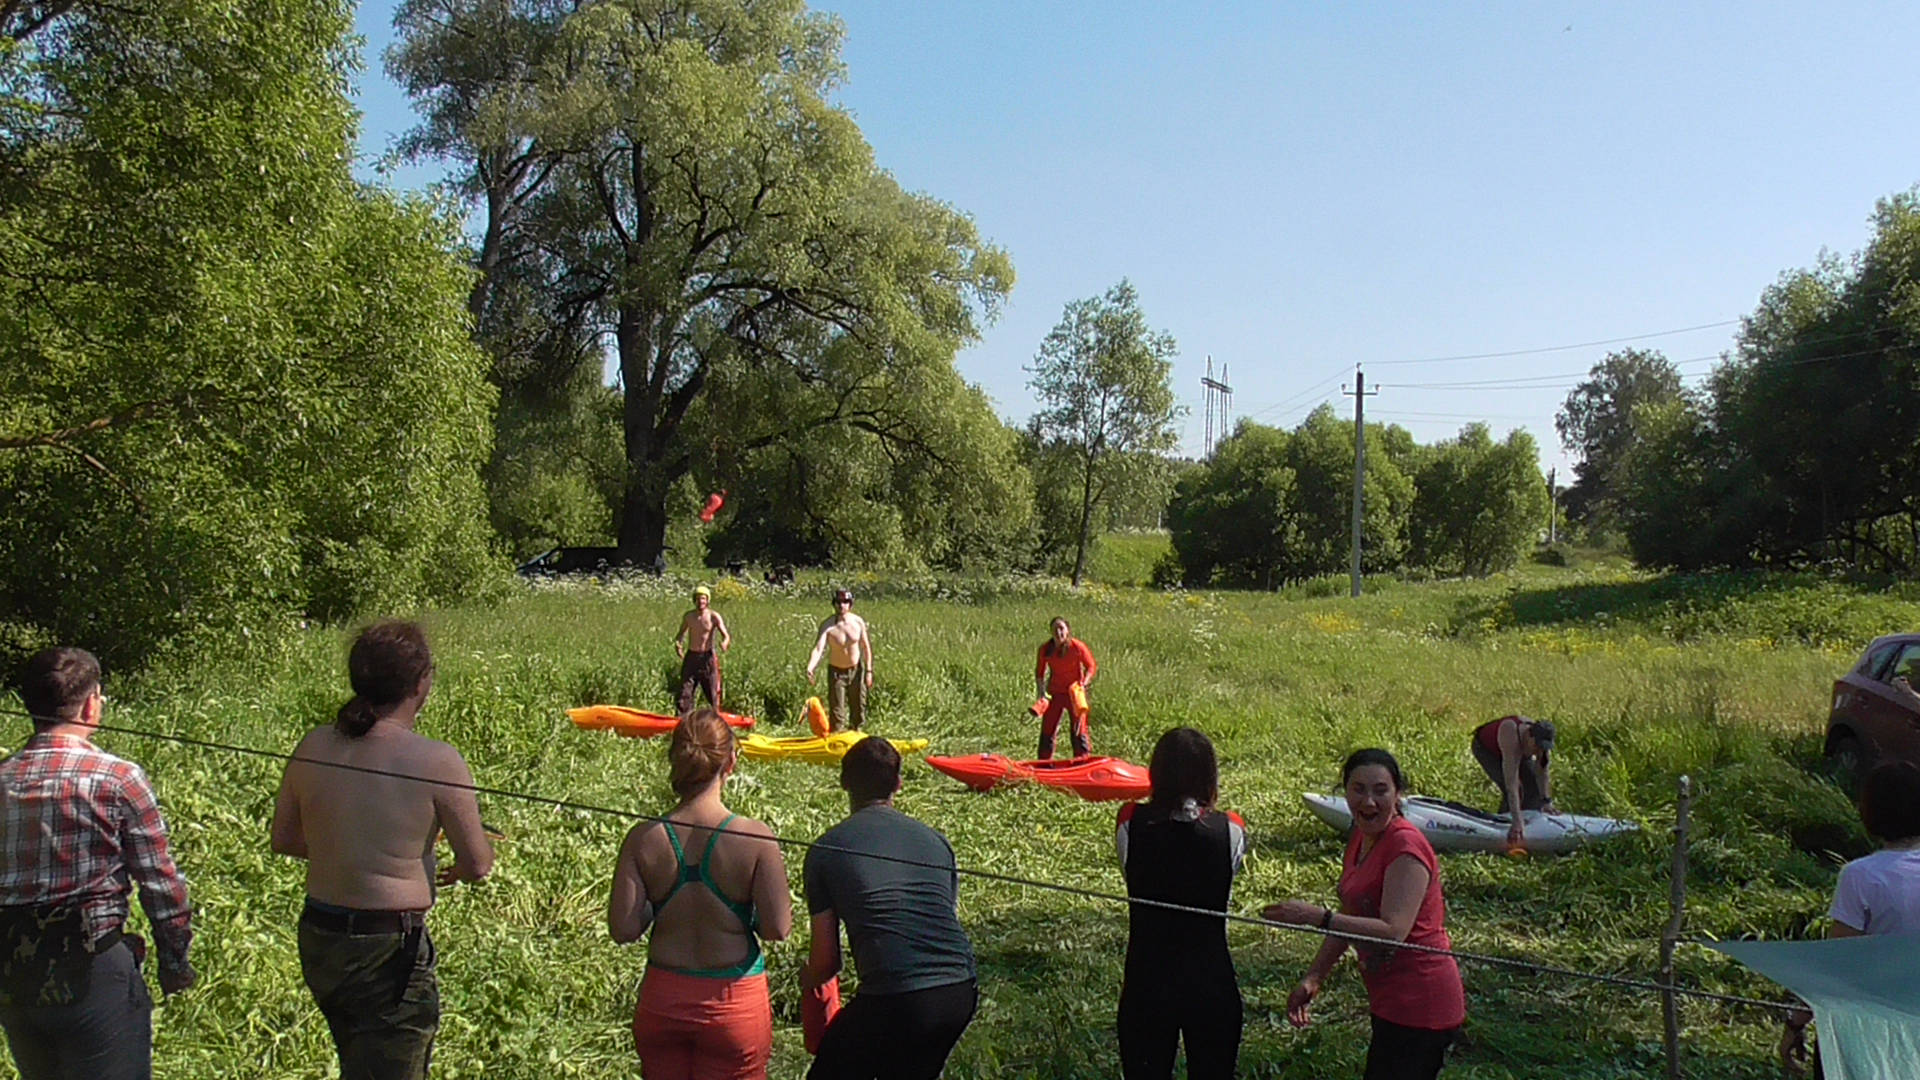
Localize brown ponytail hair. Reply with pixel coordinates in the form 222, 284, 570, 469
669, 708, 736, 798
337, 620, 434, 738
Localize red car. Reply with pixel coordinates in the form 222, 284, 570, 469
1827, 633, 1920, 785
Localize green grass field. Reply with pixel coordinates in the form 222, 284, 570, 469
15, 563, 1918, 1079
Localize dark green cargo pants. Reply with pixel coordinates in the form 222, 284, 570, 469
298, 912, 438, 1080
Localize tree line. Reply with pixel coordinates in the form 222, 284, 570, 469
1164, 411, 1547, 588
0, 0, 1182, 666
1555, 190, 1920, 575
8, 0, 1906, 672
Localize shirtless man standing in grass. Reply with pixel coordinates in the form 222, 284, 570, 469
674, 585, 731, 714
806, 589, 874, 732
271, 620, 494, 1080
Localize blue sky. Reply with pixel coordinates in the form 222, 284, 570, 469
349, 1, 1920, 473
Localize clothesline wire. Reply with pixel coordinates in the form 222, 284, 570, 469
0, 706, 1795, 1015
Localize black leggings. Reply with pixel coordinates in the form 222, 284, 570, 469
1116, 988, 1242, 1080
1363, 1016, 1456, 1080
808, 979, 976, 1080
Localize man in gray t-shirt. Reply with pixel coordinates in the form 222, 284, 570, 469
802, 739, 976, 1080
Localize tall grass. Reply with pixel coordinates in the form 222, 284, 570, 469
1086, 530, 1172, 587
10, 565, 1914, 1078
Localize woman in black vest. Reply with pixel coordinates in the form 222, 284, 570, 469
1114, 728, 1248, 1080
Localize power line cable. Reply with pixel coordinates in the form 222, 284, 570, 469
1, 708, 1798, 1015
1383, 343, 1894, 393
1237, 365, 1353, 424
1371, 320, 1740, 367
1223, 321, 1901, 414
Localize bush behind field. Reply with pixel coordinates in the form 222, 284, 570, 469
1085, 530, 1172, 588
1457, 566, 1920, 649
17, 566, 1916, 1078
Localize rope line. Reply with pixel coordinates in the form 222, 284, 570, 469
2, 708, 1795, 1014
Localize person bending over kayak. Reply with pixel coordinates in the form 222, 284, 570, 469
802, 738, 977, 1080
674, 585, 732, 715
1470, 715, 1557, 850
608, 708, 792, 1080
1115, 728, 1248, 1080
1034, 617, 1097, 760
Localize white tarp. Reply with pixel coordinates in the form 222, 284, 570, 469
1711, 936, 1920, 1080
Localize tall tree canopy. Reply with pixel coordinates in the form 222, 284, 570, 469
1026, 280, 1181, 585
1554, 348, 1683, 524
0, 0, 497, 666
1611, 190, 1920, 572
390, 0, 1015, 567
1164, 409, 1425, 588
1408, 425, 1548, 576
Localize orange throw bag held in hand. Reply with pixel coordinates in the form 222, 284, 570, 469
803, 977, 842, 1054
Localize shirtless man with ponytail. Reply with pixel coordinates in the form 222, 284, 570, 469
271, 620, 493, 1080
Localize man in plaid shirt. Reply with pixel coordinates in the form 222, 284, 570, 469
0, 646, 195, 1079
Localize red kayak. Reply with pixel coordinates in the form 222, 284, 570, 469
568, 705, 756, 738
924, 753, 1151, 802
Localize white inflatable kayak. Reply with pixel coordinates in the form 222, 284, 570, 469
1301, 793, 1638, 855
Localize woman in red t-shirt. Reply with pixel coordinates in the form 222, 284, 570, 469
1263, 748, 1465, 1080
1033, 617, 1097, 759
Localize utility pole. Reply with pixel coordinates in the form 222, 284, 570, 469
1547, 466, 1557, 545
1345, 366, 1378, 598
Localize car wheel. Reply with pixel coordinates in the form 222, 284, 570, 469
1826, 734, 1867, 795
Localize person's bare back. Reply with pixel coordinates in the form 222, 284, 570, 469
622, 812, 787, 970
273, 724, 492, 911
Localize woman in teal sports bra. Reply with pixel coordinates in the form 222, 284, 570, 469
609, 708, 793, 1079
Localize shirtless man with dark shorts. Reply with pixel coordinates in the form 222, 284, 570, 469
271, 621, 493, 1080
806, 589, 873, 732
674, 585, 732, 714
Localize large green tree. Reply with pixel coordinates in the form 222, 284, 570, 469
1607, 190, 1920, 572
1164, 422, 1298, 587
1164, 410, 1415, 587
0, 0, 498, 665
1027, 281, 1181, 585
702, 375, 1035, 572
1554, 348, 1684, 524
1409, 424, 1548, 576
390, 0, 1014, 568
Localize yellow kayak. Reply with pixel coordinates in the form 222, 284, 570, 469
737, 730, 929, 763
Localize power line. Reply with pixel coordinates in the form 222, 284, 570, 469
1237, 365, 1353, 424
0, 709, 1798, 1015
1369, 410, 1548, 422
1371, 320, 1741, 367
1382, 343, 1894, 393
1225, 321, 1900, 419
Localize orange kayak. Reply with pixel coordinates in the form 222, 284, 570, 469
925, 753, 1150, 802
567, 705, 756, 738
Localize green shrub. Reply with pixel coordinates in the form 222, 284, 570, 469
1086, 531, 1171, 587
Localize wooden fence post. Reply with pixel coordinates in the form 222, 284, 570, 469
1661, 774, 1693, 1080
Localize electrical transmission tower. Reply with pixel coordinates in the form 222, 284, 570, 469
1201, 356, 1233, 457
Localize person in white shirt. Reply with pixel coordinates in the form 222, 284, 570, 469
1781, 759, 1920, 1075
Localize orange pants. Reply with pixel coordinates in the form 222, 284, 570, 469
633, 967, 771, 1080
1038, 682, 1091, 759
